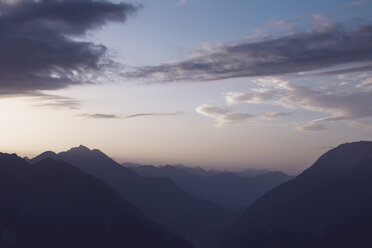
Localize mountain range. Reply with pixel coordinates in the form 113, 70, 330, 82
29, 146, 236, 246
2, 141, 372, 248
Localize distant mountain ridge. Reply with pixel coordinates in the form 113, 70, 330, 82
126, 163, 293, 211
222, 141, 372, 248
123, 162, 274, 178
31, 146, 236, 247
0, 153, 193, 248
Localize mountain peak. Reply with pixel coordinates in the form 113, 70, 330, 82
69, 145, 92, 152
67, 146, 108, 158
29, 151, 57, 164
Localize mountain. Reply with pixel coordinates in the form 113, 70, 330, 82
222, 141, 372, 248
0, 153, 193, 248
171, 165, 222, 177
132, 164, 272, 178
127, 164, 293, 211
31, 146, 236, 246
235, 168, 272, 177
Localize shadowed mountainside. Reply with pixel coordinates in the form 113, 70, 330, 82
222, 141, 372, 248
0, 153, 193, 248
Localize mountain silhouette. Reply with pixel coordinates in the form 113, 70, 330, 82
222, 141, 372, 248
127, 164, 293, 211
0, 153, 193, 248
31, 146, 236, 246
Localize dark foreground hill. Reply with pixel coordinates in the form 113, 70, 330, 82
0, 153, 193, 248
31, 146, 236, 246
127, 164, 293, 211
222, 141, 372, 248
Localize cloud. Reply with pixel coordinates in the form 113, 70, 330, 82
195, 104, 290, 127
226, 90, 277, 105
0, 91, 81, 109
225, 77, 372, 130
0, 0, 138, 95
296, 123, 328, 131
310, 64, 372, 77
76, 113, 121, 119
127, 22, 372, 82
125, 112, 183, 119
196, 104, 254, 127
76, 111, 183, 120
31, 93, 81, 109
262, 112, 291, 119
356, 77, 372, 89
349, 120, 372, 131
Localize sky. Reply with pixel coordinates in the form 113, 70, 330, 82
1, 0, 372, 174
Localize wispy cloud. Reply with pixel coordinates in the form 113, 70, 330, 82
262, 112, 292, 120
226, 90, 277, 105
15, 92, 81, 110
349, 120, 372, 131
296, 123, 328, 132
196, 104, 254, 127
125, 112, 183, 119
76, 113, 121, 119
127, 21, 372, 82
224, 77, 372, 131
195, 104, 291, 127
75, 112, 183, 120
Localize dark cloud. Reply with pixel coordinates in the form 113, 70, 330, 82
311, 64, 372, 77
0, 0, 138, 95
127, 22, 372, 82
